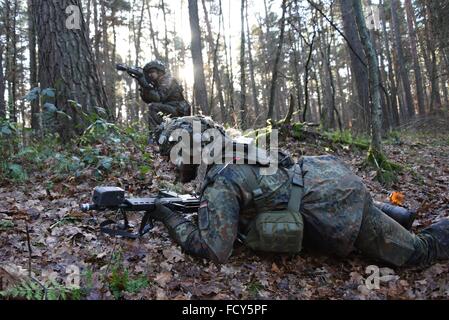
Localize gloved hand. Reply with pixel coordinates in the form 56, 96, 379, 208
149, 201, 177, 223
136, 74, 152, 89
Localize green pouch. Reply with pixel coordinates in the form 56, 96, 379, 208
244, 210, 304, 253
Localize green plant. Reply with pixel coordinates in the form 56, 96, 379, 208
366, 147, 403, 186
323, 130, 370, 150
246, 280, 263, 298
0, 219, 14, 230
107, 251, 151, 299
0, 279, 83, 300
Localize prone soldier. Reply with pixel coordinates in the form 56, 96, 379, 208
147, 116, 449, 268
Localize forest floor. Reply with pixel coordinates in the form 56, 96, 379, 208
1, 128, 449, 300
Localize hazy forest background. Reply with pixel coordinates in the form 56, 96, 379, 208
1, 0, 449, 300
1, 0, 449, 138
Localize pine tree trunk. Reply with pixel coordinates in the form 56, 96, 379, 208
380, 2, 400, 126
220, 0, 234, 122
93, 0, 101, 68
7, 0, 18, 123
313, 67, 322, 123
424, 1, 442, 111
160, 0, 169, 64
147, 0, 162, 61
267, 0, 287, 121
0, 44, 5, 119
391, 0, 415, 119
239, 0, 247, 128
339, 0, 370, 133
405, 0, 425, 116
111, 7, 118, 117
353, 0, 382, 154
28, 0, 40, 132
201, 0, 226, 122
246, 2, 260, 125
34, 0, 111, 141
86, 0, 91, 38
188, 0, 209, 115
302, 32, 315, 123
319, 15, 335, 131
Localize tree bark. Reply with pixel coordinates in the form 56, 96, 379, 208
267, 0, 287, 122
353, 0, 382, 154
188, 0, 209, 115
34, 0, 111, 141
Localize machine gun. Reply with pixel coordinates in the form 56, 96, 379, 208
116, 64, 144, 80
116, 64, 154, 89
81, 187, 200, 239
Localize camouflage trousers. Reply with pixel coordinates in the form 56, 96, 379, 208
148, 101, 191, 130
355, 200, 449, 267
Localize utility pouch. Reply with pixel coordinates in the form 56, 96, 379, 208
244, 209, 304, 253
244, 162, 305, 253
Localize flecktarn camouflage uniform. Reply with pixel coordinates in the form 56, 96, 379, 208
153, 117, 449, 266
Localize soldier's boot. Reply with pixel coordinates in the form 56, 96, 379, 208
406, 219, 449, 266
374, 201, 416, 230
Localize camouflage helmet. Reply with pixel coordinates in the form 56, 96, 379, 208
144, 60, 166, 74
156, 116, 227, 157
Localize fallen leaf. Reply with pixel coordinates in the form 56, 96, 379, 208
154, 271, 172, 287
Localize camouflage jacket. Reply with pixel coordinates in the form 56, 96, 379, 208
140, 73, 186, 104
162, 155, 369, 264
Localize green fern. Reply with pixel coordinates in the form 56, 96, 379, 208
0, 278, 83, 301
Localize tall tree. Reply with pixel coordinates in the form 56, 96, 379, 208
391, 0, 415, 118
353, 0, 382, 155
146, 0, 162, 61
201, 0, 226, 122
404, 0, 425, 116
267, 0, 287, 122
339, 0, 370, 133
0, 43, 5, 119
380, 0, 400, 126
160, 0, 169, 64
188, 0, 209, 114
28, 0, 40, 132
239, 0, 247, 128
33, 0, 111, 141
423, 0, 442, 111
246, 1, 260, 124
5, 0, 18, 123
